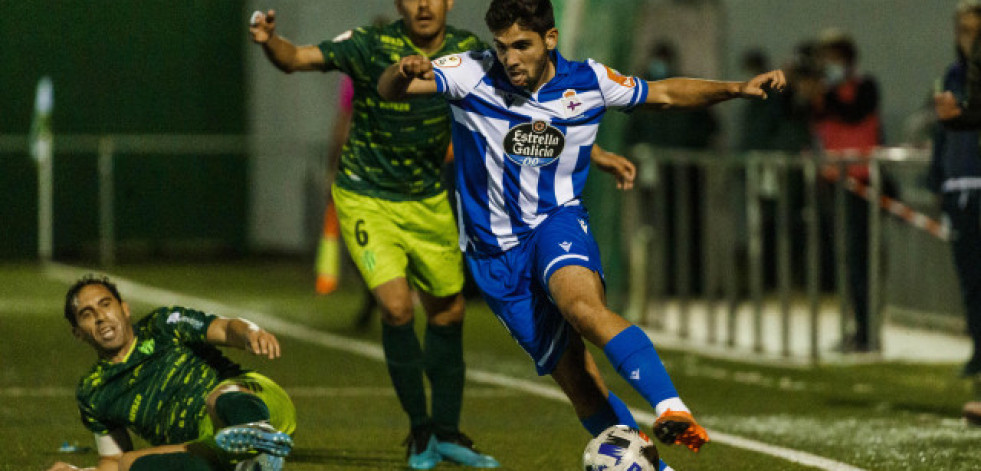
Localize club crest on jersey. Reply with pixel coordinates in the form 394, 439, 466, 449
560, 89, 584, 118
503, 120, 565, 167
433, 55, 462, 68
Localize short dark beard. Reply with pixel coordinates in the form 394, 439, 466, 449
523, 51, 552, 91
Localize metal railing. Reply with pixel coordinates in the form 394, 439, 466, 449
622, 146, 942, 362
0, 134, 249, 264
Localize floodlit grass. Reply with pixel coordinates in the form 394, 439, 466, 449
1, 260, 979, 470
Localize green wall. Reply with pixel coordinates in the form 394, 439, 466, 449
0, 1, 247, 259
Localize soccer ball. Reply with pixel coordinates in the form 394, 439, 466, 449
582, 425, 659, 471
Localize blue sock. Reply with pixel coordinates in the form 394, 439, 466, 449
580, 392, 639, 436
607, 392, 638, 429
580, 403, 618, 436
603, 326, 679, 409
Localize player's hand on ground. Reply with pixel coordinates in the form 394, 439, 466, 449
398, 55, 435, 81
46, 462, 82, 471
249, 9, 276, 44
591, 149, 636, 190
935, 91, 964, 121
247, 329, 281, 360
740, 69, 787, 99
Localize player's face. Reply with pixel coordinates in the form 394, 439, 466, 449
397, 0, 453, 41
71, 284, 134, 360
957, 12, 981, 58
492, 24, 559, 91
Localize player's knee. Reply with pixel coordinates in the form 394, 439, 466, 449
379, 299, 415, 326
428, 295, 464, 325
559, 296, 606, 334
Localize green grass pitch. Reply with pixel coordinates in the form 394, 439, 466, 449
2, 260, 981, 470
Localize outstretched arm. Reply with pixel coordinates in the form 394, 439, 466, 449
645, 70, 787, 110
378, 55, 439, 100
207, 317, 281, 359
249, 9, 326, 73
47, 457, 119, 471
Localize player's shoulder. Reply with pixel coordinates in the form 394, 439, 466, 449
135, 307, 170, 330
75, 362, 107, 400
444, 25, 488, 52
139, 305, 210, 334
323, 23, 377, 48
582, 58, 640, 88
434, 49, 493, 70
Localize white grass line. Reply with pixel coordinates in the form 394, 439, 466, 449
46, 263, 865, 471
0, 386, 516, 399
0, 387, 74, 397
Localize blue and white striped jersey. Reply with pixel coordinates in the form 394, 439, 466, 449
432, 48, 648, 254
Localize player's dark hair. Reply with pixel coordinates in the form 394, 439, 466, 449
485, 0, 555, 36
958, 0, 981, 16
64, 274, 123, 328
957, 1, 981, 62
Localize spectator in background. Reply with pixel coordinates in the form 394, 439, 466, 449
930, 0, 981, 379
809, 29, 884, 352
735, 48, 813, 289
314, 75, 354, 296
936, 0, 981, 130
737, 49, 782, 152
314, 74, 380, 331
625, 40, 720, 150
623, 39, 719, 295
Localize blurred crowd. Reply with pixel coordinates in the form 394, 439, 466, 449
623, 1, 981, 421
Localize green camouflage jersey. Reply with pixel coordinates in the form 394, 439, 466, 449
75, 307, 243, 446
318, 20, 486, 201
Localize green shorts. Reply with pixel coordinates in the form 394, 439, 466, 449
331, 184, 465, 297
195, 372, 296, 465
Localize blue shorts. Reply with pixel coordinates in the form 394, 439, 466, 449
466, 205, 605, 375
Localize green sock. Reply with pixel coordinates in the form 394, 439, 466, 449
214, 391, 270, 427
425, 322, 465, 436
130, 452, 215, 471
382, 321, 430, 429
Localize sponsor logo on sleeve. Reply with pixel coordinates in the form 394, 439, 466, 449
332, 30, 353, 43
433, 55, 462, 68
503, 120, 566, 167
166, 311, 204, 329
604, 65, 636, 88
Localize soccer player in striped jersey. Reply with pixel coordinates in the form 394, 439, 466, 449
47, 275, 295, 471
378, 0, 786, 464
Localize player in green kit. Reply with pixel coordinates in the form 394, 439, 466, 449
249, 1, 499, 469
47, 275, 295, 471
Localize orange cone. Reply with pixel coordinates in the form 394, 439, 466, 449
315, 201, 340, 294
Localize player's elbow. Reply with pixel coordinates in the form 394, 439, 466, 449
643, 83, 678, 110
377, 83, 405, 102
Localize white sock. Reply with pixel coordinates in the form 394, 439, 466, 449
654, 397, 689, 417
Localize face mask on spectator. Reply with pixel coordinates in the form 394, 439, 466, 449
824, 63, 847, 85
648, 60, 670, 80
